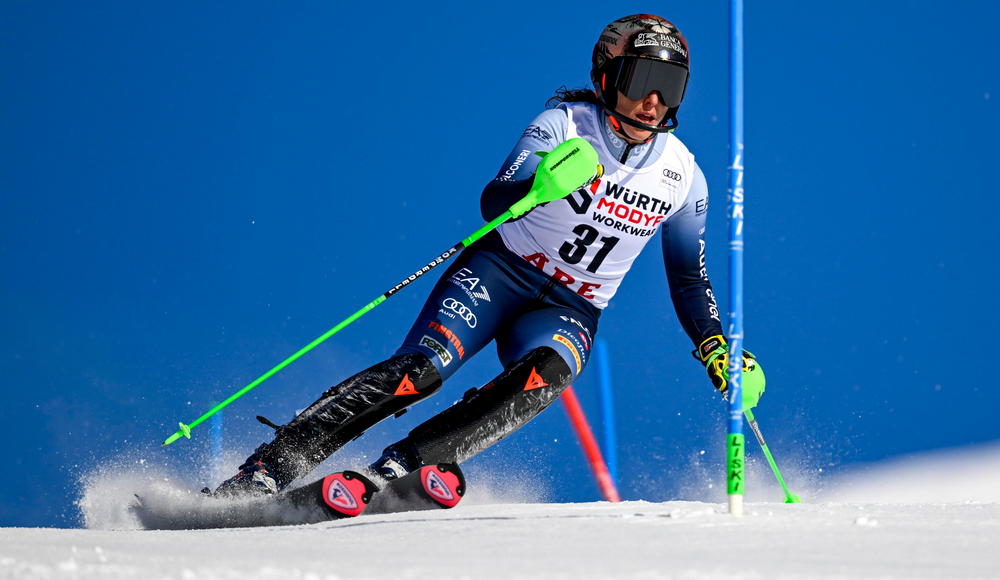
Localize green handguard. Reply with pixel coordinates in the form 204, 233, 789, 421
696, 335, 766, 410
508, 137, 602, 218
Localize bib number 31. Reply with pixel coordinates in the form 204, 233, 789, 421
558, 224, 620, 274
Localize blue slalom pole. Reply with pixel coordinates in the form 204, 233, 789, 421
595, 339, 618, 484
210, 409, 223, 477
727, 0, 747, 517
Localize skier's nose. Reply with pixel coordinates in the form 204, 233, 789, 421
642, 91, 663, 108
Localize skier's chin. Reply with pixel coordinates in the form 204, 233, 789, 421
619, 119, 655, 142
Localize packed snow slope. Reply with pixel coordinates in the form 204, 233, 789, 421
4, 501, 999, 580
2, 442, 998, 580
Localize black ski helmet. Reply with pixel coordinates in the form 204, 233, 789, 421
591, 14, 690, 133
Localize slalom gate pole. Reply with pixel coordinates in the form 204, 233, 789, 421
161, 209, 512, 445
210, 409, 223, 478
727, 0, 747, 517
595, 339, 619, 484
560, 386, 621, 502
744, 409, 801, 503
161, 141, 604, 446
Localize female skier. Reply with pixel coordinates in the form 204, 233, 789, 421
216, 13, 765, 497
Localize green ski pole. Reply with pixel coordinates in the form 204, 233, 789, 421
744, 408, 801, 503
162, 139, 602, 446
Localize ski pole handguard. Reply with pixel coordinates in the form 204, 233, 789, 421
161, 137, 600, 447
508, 137, 603, 218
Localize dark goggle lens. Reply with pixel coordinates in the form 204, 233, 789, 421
612, 57, 688, 108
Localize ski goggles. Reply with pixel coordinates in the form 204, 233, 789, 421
605, 56, 689, 108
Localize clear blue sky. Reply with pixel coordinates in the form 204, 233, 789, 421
2, 1, 998, 527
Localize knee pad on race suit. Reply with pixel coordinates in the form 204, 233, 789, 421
394, 346, 573, 466
251, 352, 442, 488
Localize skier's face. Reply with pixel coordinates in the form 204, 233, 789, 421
614, 91, 667, 142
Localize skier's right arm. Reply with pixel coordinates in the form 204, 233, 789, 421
480, 108, 568, 221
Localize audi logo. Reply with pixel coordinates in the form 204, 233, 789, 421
442, 298, 477, 328
662, 168, 682, 181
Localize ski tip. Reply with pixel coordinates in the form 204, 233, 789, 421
785, 494, 802, 504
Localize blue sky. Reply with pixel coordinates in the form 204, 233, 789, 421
2, 1, 998, 527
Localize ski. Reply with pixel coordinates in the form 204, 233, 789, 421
132, 463, 465, 530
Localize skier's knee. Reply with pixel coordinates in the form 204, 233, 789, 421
508, 346, 574, 393
400, 346, 574, 465
317, 352, 441, 401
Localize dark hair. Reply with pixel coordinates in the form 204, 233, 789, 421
546, 86, 602, 109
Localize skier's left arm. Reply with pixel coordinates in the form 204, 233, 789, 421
661, 162, 765, 408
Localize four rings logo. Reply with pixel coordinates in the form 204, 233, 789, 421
441, 298, 477, 328
662, 168, 682, 181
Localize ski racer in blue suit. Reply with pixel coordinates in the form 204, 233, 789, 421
215, 14, 766, 497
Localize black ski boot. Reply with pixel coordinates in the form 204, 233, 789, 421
213, 453, 279, 498
213, 353, 442, 497
366, 443, 422, 487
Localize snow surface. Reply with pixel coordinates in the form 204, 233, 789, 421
2, 443, 999, 580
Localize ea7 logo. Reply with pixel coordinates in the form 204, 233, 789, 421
450, 268, 491, 302
522, 125, 553, 142
469, 285, 490, 302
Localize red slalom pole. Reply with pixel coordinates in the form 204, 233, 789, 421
560, 386, 621, 502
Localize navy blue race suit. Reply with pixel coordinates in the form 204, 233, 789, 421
224, 101, 725, 491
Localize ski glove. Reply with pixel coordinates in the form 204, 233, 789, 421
694, 335, 765, 409
508, 137, 603, 218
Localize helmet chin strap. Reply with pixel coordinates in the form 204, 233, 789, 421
606, 114, 651, 144
606, 107, 678, 137
604, 108, 677, 145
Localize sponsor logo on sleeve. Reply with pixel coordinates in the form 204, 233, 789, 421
498, 149, 532, 182
522, 125, 553, 142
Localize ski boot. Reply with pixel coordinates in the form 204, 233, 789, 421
366, 443, 422, 488
212, 457, 279, 498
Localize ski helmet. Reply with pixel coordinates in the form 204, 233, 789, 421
591, 14, 690, 133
